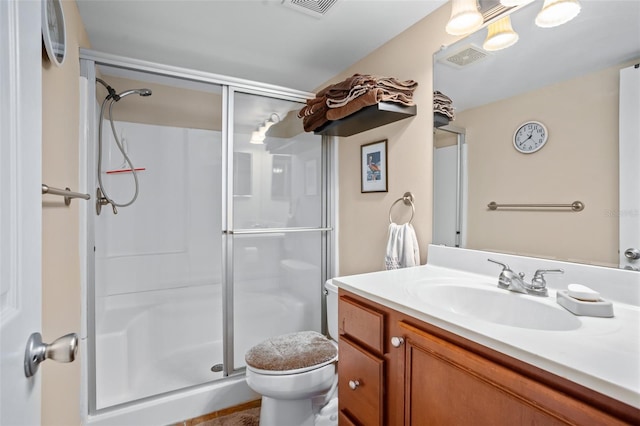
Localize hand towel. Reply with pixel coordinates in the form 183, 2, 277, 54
401, 223, 420, 268
385, 223, 402, 270
385, 223, 420, 270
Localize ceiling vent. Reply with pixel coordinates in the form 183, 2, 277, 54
281, 0, 339, 18
439, 44, 491, 69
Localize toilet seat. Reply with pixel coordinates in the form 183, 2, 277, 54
246, 356, 337, 376
245, 330, 338, 376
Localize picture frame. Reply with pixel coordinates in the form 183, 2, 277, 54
361, 139, 388, 193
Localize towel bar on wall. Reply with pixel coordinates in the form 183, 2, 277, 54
389, 192, 415, 224
487, 201, 584, 212
42, 184, 91, 206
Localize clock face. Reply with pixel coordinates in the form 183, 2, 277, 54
42, 0, 67, 67
513, 121, 548, 153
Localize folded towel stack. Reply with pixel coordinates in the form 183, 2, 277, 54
298, 73, 418, 133
433, 90, 455, 121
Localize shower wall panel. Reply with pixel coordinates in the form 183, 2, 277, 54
95, 122, 222, 296
94, 120, 223, 409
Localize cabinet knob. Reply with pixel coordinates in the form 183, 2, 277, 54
348, 379, 360, 390
391, 336, 404, 347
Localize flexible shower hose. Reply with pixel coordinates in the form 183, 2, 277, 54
96, 96, 140, 210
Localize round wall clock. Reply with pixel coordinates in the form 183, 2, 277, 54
42, 0, 67, 67
513, 121, 548, 153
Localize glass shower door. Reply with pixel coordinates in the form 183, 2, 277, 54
90, 66, 225, 409
228, 90, 327, 370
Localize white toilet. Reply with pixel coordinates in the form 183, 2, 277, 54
245, 280, 339, 426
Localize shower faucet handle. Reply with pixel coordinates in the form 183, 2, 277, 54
96, 188, 118, 215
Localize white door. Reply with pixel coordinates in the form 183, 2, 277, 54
0, 1, 42, 424
619, 64, 640, 271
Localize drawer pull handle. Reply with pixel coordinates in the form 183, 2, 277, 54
391, 336, 404, 347
348, 379, 360, 390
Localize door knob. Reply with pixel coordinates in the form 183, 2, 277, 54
624, 248, 640, 260
348, 379, 360, 390
24, 332, 78, 378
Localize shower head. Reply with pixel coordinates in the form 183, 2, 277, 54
115, 88, 152, 100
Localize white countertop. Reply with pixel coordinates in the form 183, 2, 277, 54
333, 245, 640, 409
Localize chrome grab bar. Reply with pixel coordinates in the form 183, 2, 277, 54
42, 184, 91, 206
487, 201, 584, 212
224, 227, 333, 235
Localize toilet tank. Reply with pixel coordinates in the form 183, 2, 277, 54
324, 279, 339, 341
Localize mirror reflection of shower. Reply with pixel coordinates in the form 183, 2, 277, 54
95, 78, 152, 215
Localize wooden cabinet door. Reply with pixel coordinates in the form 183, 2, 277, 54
339, 295, 385, 353
339, 337, 384, 426
400, 321, 627, 426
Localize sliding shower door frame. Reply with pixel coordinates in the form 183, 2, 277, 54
79, 50, 334, 416
222, 86, 334, 375
79, 56, 99, 418
433, 124, 467, 248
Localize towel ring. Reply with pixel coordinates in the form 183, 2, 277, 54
389, 192, 415, 224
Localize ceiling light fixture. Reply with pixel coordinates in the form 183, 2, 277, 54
499, 0, 533, 6
250, 128, 265, 144
249, 113, 281, 145
483, 15, 519, 51
535, 0, 581, 28
445, 0, 582, 53
445, 0, 484, 36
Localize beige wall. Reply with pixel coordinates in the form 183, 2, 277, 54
96, 75, 223, 131
456, 64, 624, 267
41, 1, 90, 424
329, 4, 458, 275
434, 130, 458, 148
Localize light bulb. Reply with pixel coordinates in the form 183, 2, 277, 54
483, 16, 519, 51
535, 0, 581, 28
263, 120, 275, 131
250, 130, 264, 144
446, 0, 484, 36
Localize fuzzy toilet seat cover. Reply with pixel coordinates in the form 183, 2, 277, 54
245, 331, 337, 373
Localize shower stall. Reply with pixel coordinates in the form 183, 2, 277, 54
79, 51, 333, 425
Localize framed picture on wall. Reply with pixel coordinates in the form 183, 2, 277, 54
361, 139, 388, 193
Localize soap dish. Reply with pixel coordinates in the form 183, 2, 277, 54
556, 291, 614, 317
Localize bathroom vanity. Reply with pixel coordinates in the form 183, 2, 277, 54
333, 245, 640, 425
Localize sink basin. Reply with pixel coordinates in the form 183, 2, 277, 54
408, 284, 582, 331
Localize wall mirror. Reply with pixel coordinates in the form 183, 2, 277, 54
433, 0, 640, 270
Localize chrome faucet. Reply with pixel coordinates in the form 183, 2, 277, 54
487, 259, 563, 297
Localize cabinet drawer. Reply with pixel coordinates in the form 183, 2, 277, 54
339, 296, 384, 353
338, 411, 358, 426
338, 337, 384, 426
